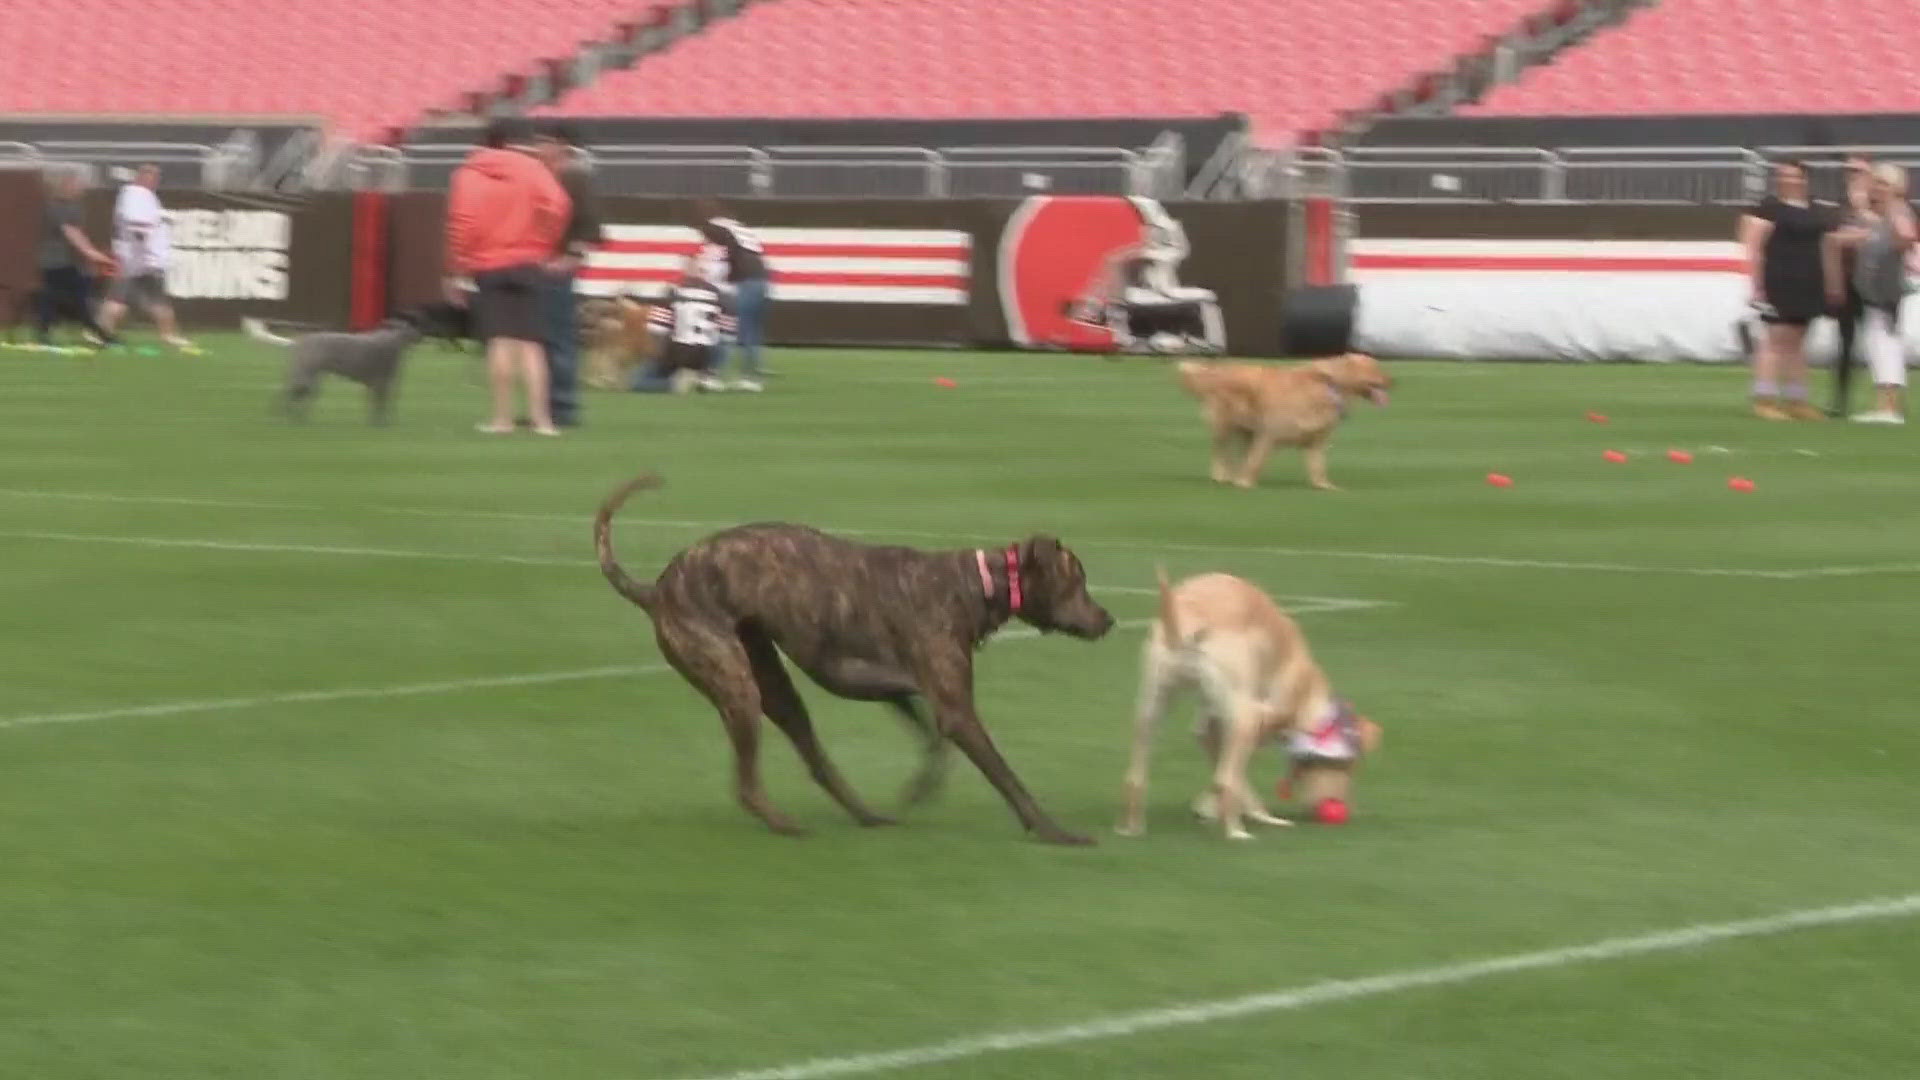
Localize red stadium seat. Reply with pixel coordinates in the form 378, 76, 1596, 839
535, 0, 1547, 141
3, 0, 671, 139
1472, 0, 1920, 116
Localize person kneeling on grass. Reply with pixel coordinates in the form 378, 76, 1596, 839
631, 257, 732, 394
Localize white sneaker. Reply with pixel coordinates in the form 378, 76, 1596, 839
731, 378, 764, 393
1850, 410, 1906, 425
696, 374, 727, 393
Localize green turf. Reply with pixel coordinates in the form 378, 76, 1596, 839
1, 335, 1916, 1080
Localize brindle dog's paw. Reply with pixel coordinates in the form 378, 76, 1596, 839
856, 813, 899, 828
1035, 828, 1097, 847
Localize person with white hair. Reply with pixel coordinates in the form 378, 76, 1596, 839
33, 166, 118, 348
1825, 161, 1915, 424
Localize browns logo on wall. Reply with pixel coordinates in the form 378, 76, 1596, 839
80, 190, 356, 329
998, 196, 1173, 350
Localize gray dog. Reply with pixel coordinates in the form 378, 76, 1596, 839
595, 472, 1117, 845
244, 304, 460, 425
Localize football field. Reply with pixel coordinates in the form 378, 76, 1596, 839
2, 338, 1916, 1079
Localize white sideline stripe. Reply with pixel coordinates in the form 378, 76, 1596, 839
0, 530, 589, 568
0, 664, 669, 733
1784, 563, 1920, 579
0, 531, 1385, 604
0, 491, 1862, 579
672, 893, 1920, 1080
0, 606, 1385, 735
1351, 238, 1743, 258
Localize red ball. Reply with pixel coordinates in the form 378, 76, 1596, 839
1316, 798, 1350, 825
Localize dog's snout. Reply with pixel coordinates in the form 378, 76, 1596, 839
1087, 605, 1116, 639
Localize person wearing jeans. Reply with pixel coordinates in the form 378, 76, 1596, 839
727, 275, 769, 384
533, 123, 601, 428
694, 199, 771, 391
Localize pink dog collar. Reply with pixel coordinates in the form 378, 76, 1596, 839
975, 547, 1024, 614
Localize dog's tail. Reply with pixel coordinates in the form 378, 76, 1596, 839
1154, 564, 1185, 646
595, 472, 666, 612
241, 316, 294, 346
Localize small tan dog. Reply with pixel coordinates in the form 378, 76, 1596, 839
582, 296, 658, 390
1176, 352, 1392, 491
1118, 568, 1380, 840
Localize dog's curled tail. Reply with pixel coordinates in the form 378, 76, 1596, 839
1154, 564, 1184, 646
594, 472, 665, 612
241, 316, 294, 346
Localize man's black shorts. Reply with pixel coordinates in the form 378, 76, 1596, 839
472, 265, 546, 342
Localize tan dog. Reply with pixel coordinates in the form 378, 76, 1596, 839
582, 296, 657, 390
1176, 352, 1392, 491
1119, 569, 1378, 840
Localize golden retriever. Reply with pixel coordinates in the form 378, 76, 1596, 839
1176, 352, 1392, 490
581, 296, 657, 391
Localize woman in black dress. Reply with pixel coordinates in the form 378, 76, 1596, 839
1739, 159, 1836, 420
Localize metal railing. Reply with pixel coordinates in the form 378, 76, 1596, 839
28, 140, 220, 188
1233, 144, 1920, 204
26, 134, 1920, 207
383, 140, 1177, 197
766, 146, 939, 198
590, 144, 767, 198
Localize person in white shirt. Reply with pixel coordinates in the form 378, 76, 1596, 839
97, 164, 193, 349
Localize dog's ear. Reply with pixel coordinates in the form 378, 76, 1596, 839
1020, 534, 1087, 589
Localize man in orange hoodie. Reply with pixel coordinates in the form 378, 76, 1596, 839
445, 116, 572, 436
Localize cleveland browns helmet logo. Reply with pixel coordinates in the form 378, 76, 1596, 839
999, 196, 1180, 350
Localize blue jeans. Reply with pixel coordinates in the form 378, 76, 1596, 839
629, 358, 677, 393
542, 272, 580, 423
720, 276, 769, 378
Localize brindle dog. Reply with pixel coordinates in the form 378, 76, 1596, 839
595, 473, 1115, 845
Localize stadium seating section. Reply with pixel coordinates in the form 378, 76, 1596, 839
19, 0, 1734, 144
538, 0, 1545, 141
8, 0, 646, 139
1471, 0, 1920, 115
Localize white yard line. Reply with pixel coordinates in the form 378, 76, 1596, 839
1778, 563, 1920, 580
0, 663, 668, 733
0, 492, 1872, 579
670, 893, 1920, 1080
0, 603, 1388, 737
0, 530, 589, 568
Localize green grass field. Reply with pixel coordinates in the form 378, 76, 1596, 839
2, 335, 1917, 1080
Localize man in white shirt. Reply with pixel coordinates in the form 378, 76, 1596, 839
97, 164, 193, 349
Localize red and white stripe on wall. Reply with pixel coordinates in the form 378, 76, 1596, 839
1349, 239, 1746, 277
581, 225, 972, 305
